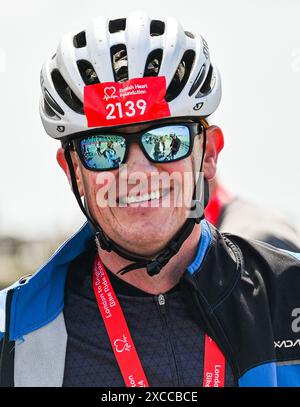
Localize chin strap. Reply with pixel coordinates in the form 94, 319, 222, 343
117, 217, 198, 276
64, 125, 208, 277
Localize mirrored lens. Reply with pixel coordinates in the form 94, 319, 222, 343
141, 125, 190, 162
79, 135, 126, 169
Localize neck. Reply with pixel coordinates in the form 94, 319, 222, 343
97, 223, 202, 295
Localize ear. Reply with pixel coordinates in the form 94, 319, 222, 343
56, 147, 84, 196
203, 125, 224, 180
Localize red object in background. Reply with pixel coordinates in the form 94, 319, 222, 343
84, 76, 171, 127
205, 184, 233, 226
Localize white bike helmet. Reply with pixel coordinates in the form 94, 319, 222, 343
40, 10, 221, 140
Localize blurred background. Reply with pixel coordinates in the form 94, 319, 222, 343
0, 0, 300, 287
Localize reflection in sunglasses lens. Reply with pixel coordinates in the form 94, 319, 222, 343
141, 125, 190, 162
80, 135, 125, 169
79, 125, 191, 170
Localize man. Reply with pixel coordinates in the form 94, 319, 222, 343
102, 141, 120, 168
96, 141, 102, 157
1, 11, 300, 388
153, 136, 166, 161
170, 133, 181, 159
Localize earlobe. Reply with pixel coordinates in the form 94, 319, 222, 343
203, 126, 224, 180
212, 126, 224, 154
56, 148, 70, 178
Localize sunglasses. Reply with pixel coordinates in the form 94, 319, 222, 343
72, 122, 203, 171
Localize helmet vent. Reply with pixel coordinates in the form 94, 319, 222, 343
44, 98, 58, 118
184, 31, 195, 39
165, 50, 195, 102
196, 63, 213, 97
73, 31, 87, 48
189, 64, 206, 96
110, 44, 128, 82
150, 20, 165, 36
44, 88, 65, 115
77, 60, 100, 85
51, 69, 84, 114
109, 18, 126, 33
143, 49, 163, 77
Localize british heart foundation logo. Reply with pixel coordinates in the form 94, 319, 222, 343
114, 334, 132, 353
103, 86, 118, 101
84, 76, 171, 127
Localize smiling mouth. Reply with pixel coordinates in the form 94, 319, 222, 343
118, 189, 169, 205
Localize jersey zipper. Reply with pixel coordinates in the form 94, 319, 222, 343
157, 294, 166, 312
156, 293, 181, 386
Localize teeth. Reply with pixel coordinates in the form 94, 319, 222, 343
161, 189, 167, 198
123, 190, 163, 204
120, 196, 127, 204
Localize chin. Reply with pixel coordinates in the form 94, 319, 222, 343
120, 224, 171, 248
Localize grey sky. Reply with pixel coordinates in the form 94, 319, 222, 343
0, 0, 299, 239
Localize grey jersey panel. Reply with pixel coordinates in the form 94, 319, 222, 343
14, 312, 67, 387
219, 198, 300, 251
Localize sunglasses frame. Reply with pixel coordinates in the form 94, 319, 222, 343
72, 121, 203, 172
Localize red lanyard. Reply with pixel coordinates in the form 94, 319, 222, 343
93, 256, 225, 387
203, 335, 225, 387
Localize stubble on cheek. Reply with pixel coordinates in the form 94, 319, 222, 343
78, 168, 112, 218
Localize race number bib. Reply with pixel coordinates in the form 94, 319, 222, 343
84, 76, 171, 127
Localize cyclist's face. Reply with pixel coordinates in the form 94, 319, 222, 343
58, 121, 222, 257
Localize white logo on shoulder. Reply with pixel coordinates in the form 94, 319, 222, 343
103, 86, 118, 101
274, 339, 300, 349
114, 334, 131, 353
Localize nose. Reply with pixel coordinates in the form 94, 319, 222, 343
118, 142, 159, 194
125, 141, 158, 174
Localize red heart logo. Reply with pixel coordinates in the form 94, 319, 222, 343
104, 86, 116, 99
